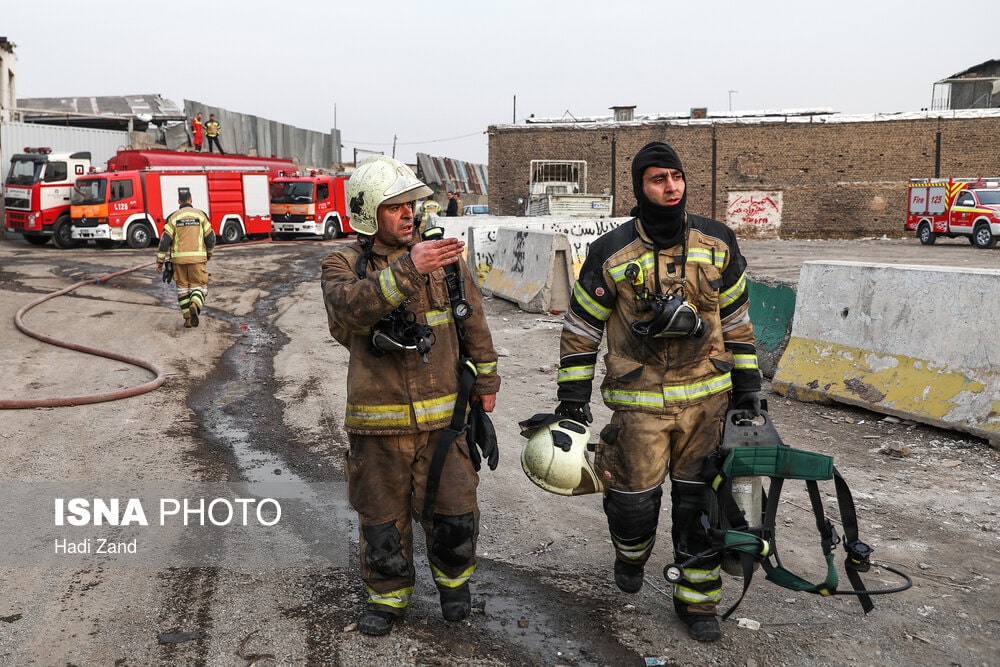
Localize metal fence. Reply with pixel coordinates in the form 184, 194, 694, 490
0, 122, 129, 182
184, 100, 341, 169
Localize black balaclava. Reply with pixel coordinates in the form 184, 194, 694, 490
630, 141, 687, 248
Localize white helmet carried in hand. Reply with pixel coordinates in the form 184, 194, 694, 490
519, 414, 604, 496
347, 156, 433, 235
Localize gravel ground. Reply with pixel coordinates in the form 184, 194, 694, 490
0, 234, 996, 666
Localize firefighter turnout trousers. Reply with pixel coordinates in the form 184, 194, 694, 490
596, 391, 728, 615
172, 262, 208, 323
346, 429, 480, 616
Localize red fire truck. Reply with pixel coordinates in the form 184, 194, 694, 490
906, 178, 1000, 249
69, 150, 299, 249
70, 167, 274, 248
269, 171, 353, 240
3, 147, 93, 248
107, 149, 296, 180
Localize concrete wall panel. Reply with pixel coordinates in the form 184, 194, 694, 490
481, 229, 574, 313
773, 261, 999, 445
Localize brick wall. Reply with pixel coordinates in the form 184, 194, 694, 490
488, 116, 1000, 239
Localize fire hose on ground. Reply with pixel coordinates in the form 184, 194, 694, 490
1, 261, 166, 409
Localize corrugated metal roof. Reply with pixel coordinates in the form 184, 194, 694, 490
416, 153, 488, 196
16, 94, 185, 124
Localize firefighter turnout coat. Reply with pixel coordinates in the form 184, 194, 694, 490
320, 239, 500, 435
558, 215, 760, 413
156, 204, 215, 264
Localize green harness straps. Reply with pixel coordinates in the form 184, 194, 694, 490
703, 409, 914, 621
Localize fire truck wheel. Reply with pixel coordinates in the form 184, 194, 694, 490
972, 223, 997, 249
917, 222, 936, 246
221, 222, 242, 244
52, 216, 82, 250
127, 222, 153, 249
323, 219, 342, 240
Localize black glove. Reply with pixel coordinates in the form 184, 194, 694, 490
730, 391, 762, 417
466, 401, 498, 472
161, 260, 173, 284
555, 400, 593, 425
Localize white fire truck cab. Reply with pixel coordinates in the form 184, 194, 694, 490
3, 147, 93, 247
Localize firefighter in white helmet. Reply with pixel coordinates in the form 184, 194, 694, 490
320, 156, 501, 636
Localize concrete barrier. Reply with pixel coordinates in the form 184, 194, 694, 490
773, 261, 1000, 445
437, 216, 630, 285
481, 229, 574, 313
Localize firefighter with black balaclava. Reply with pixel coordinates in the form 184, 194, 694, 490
320, 156, 500, 637
552, 141, 761, 642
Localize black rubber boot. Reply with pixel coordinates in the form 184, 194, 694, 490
439, 584, 471, 622
614, 560, 644, 593
684, 614, 722, 642
189, 302, 200, 327
358, 608, 395, 636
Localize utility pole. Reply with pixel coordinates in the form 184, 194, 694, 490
392, 134, 397, 159
513, 94, 516, 123
728, 90, 738, 113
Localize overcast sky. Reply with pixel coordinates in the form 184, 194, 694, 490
4, 0, 997, 165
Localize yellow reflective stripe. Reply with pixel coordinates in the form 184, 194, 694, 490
662, 373, 732, 402
602, 388, 664, 409
352, 328, 369, 335
672, 564, 722, 604
951, 206, 995, 214
475, 361, 497, 375
425, 309, 454, 327
413, 393, 457, 424
345, 403, 411, 428
431, 563, 475, 589
573, 282, 612, 321
171, 250, 207, 259
367, 585, 413, 609
608, 252, 655, 283
734, 353, 759, 370
688, 246, 726, 268
558, 365, 595, 383
378, 267, 406, 307
719, 272, 747, 309
612, 536, 654, 562
681, 565, 721, 581
672, 584, 723, 605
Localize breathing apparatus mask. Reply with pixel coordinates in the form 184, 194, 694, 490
624, 258, 704, 339
631, 291, 704, 338
371, 306, 435, 362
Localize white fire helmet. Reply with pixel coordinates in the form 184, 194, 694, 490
519, 414, 605, 496
347, 156, 433, 235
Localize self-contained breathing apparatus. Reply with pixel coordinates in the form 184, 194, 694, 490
661, 408, 912, 619
353, 233, 438, 363
371, 307, 435, 363
626, 220, 705, 339
417, 224, 498, 519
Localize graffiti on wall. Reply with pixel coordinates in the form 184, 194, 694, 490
438, 217, 631, 284
726, 191, 782, 232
